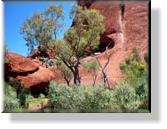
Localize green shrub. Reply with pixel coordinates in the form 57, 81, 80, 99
118, 48, 149, 112
48, 81, 112, 112
120, 48, 147, 86
112, 82, 140, 112
25, 94, 34, 107
71, 85, 112, 112
9, 77, 30, 106
4, 83, 20, 112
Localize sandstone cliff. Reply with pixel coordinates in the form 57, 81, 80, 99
77, 1, 149, 86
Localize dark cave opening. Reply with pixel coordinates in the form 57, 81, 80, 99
92, 36, 115, 54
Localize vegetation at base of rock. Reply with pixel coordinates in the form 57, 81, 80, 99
118, 48, 148, 111
111, 81, 147, 112
4, 82, 20, 112
8, 77, 31, 106
45, 80, 149, 112
120, 48, 148, 86
4, 81, 47, 112
48, 80, 112, 112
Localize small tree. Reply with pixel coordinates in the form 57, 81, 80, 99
21, 5, 64, 53
52, 6, 104, 85
55, 59, 73, 86
97, 45, 112, 88
82, 59, 100, 86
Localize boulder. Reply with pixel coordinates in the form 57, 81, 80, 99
5, 52, 39, 73
5, 52, 55, 93
16, 66, 55, 89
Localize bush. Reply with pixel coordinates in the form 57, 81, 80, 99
48, 80, 112, 112
9, 77, 30, 106
4, 83, 20, 112
112, 82, 140, 112
25, 94, 34, 107
118, 48, 149, 112
120, 48, 147, 86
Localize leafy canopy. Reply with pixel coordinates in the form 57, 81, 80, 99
53, 5, 104, 60
52, 6, 104, 84
21, 5, 64, 52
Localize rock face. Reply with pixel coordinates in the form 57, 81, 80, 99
5, 52, 39, 74
77, 1, 149, 86
123, 4, 148, 54
5, 52, 55, 93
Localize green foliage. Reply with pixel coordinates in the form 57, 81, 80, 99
112, 79, 148, 112
82, 59, 100, 73
120, 48, 147, 86
4, 83, 20, 112
55, 58, 73, 85
21, 5, 64, 52
9, 77, 31, 106
112, 82, 141, 112
52, 6, 104, 85
25, 94, 34, 107
48, 81, 112, 112
118, 48, 149, 112
64, 5, 104, 58
82, 59, 100, 86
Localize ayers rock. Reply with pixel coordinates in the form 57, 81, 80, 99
77, 0, 149, 86
5, 52, 55, 94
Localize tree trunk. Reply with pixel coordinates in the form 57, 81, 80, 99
73, 66, 80, 85
64, 77, 70, 86
92, 74, 97, 87
102, 70, 110, 88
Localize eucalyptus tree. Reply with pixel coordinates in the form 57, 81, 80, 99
52, 6, 104, 85
21, 5, 64, 53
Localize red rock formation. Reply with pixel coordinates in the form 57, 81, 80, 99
77, 1, 149, 86
16, 66, 55, 89
123, 4, 148, 56
5, 52, 39, 73
5, 52, 55, 93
